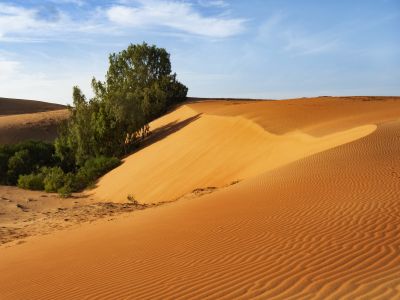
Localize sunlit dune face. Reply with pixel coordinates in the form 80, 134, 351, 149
91, 97, 400, 204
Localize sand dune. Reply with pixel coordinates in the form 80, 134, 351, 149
0, 96, 400, 299
91, 97, 399, 204
0, 97, 69, 144
0, 97, 65, 116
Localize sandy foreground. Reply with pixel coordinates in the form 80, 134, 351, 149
1, 96, 400, 299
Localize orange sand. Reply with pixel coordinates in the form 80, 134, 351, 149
1, 96, 400, 299
0, 97, 68, 144
92, 97, 399, 204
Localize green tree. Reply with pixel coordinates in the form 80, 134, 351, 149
56, 42, 188, 165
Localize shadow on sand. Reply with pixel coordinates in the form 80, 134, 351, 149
128, 113, 202, 156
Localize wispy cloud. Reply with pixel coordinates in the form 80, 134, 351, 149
257, 13, 285, 40
0, 1, 245, 42
49, 0, 86, 6
106, 0, 246, 38
256, 13, 340, 56
0, 3, 113, 42
197, 0, 228, 8
0, 4, 45, 39
282, 29, 340, 55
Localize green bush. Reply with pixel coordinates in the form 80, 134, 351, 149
79, 156, 120, 180
0, 141, 56, 185
42, 167, 66, 193
58, 172, 76, 197
73, 156, 120, 190
17, 173, 45, 190
14, 156, 120, 196
7, 149, 31, 184
57, 185, 72, 198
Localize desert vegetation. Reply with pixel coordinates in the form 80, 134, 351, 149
0, 42, 188, 196
56, 42, 187, 166
0, 141, 120, 196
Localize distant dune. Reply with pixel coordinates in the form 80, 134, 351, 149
1, 96, 400, 299
0, 97, 65, 116
0, 97, 69, 144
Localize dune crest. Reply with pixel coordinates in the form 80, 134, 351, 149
91, 104, 376, 203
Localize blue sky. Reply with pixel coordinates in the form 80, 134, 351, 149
0, 0, 399, 104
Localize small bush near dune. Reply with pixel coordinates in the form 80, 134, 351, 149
16, 156, 120, 197
7, 149, 31, 184
80, 156, 120, 178
0, 141, 56, 185
57, 172, 76, 197
76, 156, 121, 188
57, 185, 72, 198
17, 173, 45, 191
42, 166, 66, 193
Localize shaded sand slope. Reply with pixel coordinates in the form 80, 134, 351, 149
0, 98, 69, 144
0, 97, 64, 116
0, 117, 399, 299
92, 97, 400, 203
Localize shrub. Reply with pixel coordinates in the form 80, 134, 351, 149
57, 185, 72, 198
0, 141, 56, 185
15, 140, 55, 167
42, 167, 66, 193
15, 156, 120, 195
2, 139, 120, 197
76, 156, 120, 188
7, 149, 31, 184
17, 173, 45, 190
57, 172, 76, 197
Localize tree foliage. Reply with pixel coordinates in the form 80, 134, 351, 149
0, 141, 56, 185
56, 42, 188, 165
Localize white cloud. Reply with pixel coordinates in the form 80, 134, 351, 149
0, 3, 77, 41
50, 0, 86, 6
106, 1, 246, 38
197, 0, 228, 8
0, 1, 245, 41
0, 4, 43, 38
0, 3, 114, 42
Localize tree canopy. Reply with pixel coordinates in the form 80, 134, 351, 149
56, 42, 188, 166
